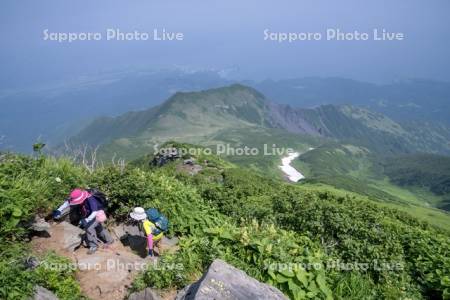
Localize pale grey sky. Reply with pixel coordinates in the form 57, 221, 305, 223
1, 0, 449, 88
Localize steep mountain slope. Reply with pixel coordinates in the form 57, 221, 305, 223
69, 83, 448, 215
252, 78, 450, 152
269, 104, 414, 154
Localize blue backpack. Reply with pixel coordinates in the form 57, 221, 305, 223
146, 208, 169, 234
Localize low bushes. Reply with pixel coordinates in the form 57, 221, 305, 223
1, 153, 449, 299
196, 168, 450, 299
0, 154, 86, 299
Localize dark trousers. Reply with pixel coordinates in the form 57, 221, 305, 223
85, 220, 113, 247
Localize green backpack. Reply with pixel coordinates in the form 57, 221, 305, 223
145, 208, 169, 234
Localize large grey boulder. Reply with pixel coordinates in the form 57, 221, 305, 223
128, 288, 161, 300
57, 221, 84, 252
32, 285, 58, 300
112, 223, 143, 240
176, 259, 287, 300
113, 223, 180, 257
30, 221, 84, 254
112, 223, 147, 257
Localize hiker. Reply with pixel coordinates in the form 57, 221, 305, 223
53, 188, 113, 254
129, 207, 168, 257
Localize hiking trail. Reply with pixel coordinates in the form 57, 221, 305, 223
31, 221, 178, 300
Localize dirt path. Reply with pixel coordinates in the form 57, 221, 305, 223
31, 221, 176, 300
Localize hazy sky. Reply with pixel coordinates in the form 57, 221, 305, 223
1, 0, 450, 89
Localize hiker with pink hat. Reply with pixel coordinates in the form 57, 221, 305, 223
53, 188, 113, 254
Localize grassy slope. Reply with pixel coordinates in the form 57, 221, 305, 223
367, 178, 443, 207
298, 182, 450, 233
383, 153, 450, 210
295, 144, 450, 227
134, 142, 450, 232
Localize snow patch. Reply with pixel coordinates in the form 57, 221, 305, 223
279, 152, 305, 182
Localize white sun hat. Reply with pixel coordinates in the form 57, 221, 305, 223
130, 207, 147, 221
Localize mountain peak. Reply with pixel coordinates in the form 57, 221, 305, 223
173, 83, 266, 100
160, 84, 268, 115
71, 84, 271, 150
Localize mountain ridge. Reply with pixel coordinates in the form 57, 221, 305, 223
67, 84, 450, 161
3, 74, 450, 153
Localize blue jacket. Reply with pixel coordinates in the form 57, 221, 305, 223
80, 196, 103, 217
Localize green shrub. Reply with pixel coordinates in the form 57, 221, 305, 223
196, 167, 450, 299
2, 152, 449, 300
0, 154, 86, 242
33, 253, 84, 300
0, 154, 85, 299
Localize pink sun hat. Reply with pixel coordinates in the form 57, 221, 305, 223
69, 189, 90, 206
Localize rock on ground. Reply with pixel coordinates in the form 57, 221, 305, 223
30, 217, 51, 232
112, 223, 147, 257
159, 236, 179, 253
59, 221, 85, 251
31, 221, 84, 254
176, 163, 203, 176
32, 285, 58, 300
128, 288, 161, 300
176, 259, 288, 300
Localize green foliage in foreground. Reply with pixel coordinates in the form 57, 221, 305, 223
1, 152, 450, 299
133, 222, 333, 300
0, 154, 87, 241
0, 244, 83, 300
0, 154, 86, 299
181, 167, 450, 299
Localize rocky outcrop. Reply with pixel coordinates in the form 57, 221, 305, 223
32, 285, 58, 300
24, 256, 40, 269
57, 221, 85, 252
266, 102, 323, 136
31, 221, 84, 253
31, 221, 181, 300
176, 259, 287, 300
128, 288, 161, 300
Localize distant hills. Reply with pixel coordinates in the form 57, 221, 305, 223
1, 71, 450, 154
251, 77, 450, 125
